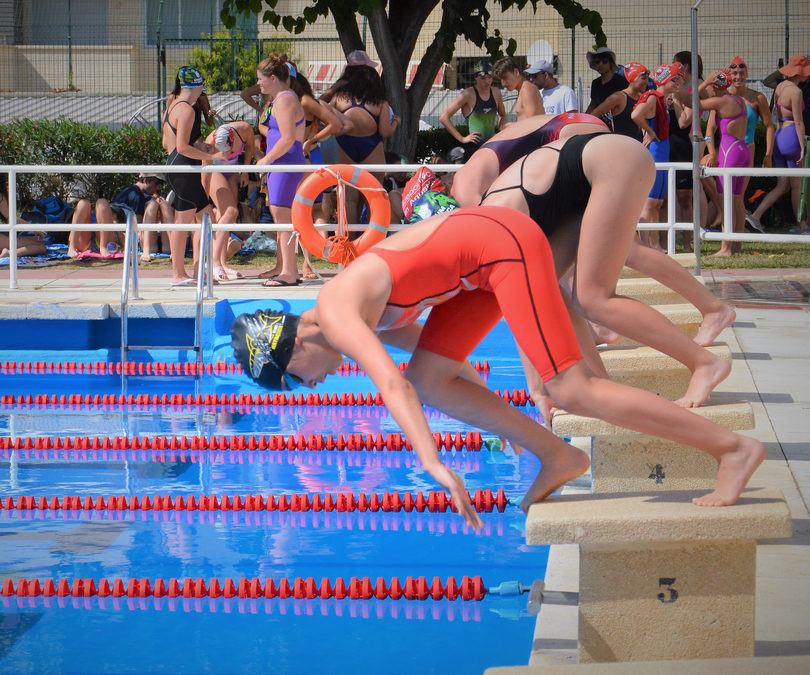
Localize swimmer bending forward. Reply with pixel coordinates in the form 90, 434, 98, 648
231, 206, 765, 530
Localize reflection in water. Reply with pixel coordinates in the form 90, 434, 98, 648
2, 594, 492, 623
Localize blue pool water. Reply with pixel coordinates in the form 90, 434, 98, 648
0, 299, 549, 674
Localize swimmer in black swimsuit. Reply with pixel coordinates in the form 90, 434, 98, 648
162, 66, 226, 286
479, 132, 736, 414
452, 113, 607, 207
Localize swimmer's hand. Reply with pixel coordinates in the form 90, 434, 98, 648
463, 131, 481, 144
429, 463, 483, 530
497, 437, 524, 455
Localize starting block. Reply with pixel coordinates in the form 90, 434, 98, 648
620, 252, 697, 279
599, 344, 731, 400
609, 303, 702, 346
553, 401, 754, 492
524, 488, 793, 663
615, 276, 706, 306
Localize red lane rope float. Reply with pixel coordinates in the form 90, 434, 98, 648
0, 359, 489, 377
0, 361, 240, 376
0, 489, 509, 514
337, 359, 490, 376
0, 431, 483, 452
292, 164, 389, 266
2, 575, 486, 601
0, 389, 532, 408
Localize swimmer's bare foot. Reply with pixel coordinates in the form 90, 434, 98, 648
694, 304, 736, 347
675, 352, 731, 408
589, 321, 622, 345
519, 447, 590, 512
258, 266, 282, 279
710, 247, 733, 258
693, 436, 766, 506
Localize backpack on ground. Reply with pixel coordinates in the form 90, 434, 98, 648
21, 195, 75, 224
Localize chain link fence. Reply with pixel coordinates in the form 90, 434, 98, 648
0, 0, 807, 125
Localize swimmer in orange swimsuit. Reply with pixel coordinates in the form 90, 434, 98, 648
231, 205, 766, 529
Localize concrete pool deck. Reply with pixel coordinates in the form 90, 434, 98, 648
1, 261, 809, 669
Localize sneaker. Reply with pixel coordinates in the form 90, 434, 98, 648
789, 225, 810, 234
745, 213, 764, 233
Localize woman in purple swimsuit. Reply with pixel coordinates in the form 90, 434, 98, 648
320, 52, 400, 225
699, 71, 754, 255
747, 55, 810, 235
255, 54, 307, 287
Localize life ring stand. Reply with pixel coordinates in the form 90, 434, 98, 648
291, 164, 390, 266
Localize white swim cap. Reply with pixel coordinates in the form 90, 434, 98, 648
214, 125, 235, 152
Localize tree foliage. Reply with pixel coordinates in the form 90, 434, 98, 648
189, 30, 296, 92
220, 0, 607, 158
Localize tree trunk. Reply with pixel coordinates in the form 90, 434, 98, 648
366, 1, 448, 161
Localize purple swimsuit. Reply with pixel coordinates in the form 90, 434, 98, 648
266, 91, 306, 208
716, 95, 751, 196
773, 88, 805, 168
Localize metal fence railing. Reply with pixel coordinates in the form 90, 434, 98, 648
2, 162, 808, 293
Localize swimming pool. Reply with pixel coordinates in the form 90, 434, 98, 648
0, 299, 550, 674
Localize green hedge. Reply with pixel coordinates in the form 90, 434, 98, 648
0, 118, 165, 210
0, 118, 796, 225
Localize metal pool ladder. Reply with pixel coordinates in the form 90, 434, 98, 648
120, 212, 214, 363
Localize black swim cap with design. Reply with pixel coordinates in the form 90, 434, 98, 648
230, 310, 300, 390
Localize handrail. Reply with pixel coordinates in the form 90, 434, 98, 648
2, 162, 809, 294
120, 210, 138, 362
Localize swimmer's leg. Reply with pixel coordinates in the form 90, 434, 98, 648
406, 348, 590, 512
571, 139, 729, 407
545, 360, 765, 506
624, 240, 736, 346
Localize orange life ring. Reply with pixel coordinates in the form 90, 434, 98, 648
292, 164, 390, 265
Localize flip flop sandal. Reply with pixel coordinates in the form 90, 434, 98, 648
262, 278, 300, 287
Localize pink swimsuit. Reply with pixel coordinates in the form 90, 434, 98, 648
716, 94, 751, 195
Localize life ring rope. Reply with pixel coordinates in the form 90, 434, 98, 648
292, 164, 390, 266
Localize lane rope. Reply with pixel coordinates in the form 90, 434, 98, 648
0, 431, 483, 452
0, 359, 489, 377
2, 575, 488, 601
0, 388, 532, 408
0, 489, 509, 514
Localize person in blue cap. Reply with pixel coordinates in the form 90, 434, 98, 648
162, 66, 227, 286
439, 58, 506, 162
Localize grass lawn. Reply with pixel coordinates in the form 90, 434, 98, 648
53, 240, 809, 273
691, 240, 810, 270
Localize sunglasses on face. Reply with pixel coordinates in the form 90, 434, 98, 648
729, 63, 746, 70
476, 72, 492, 77
593, 57, 610, 64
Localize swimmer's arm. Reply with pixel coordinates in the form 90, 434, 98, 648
318, 295, 481, 528
378, 101, 400, 138
439, 91, 477, 144
788, 87, 806, 161
630, 98, 658, 141
240, 84, 262, 112
590, 91, 622, 121
174, 107, 221, 162
494, 88, 508, 130
756, 93, 775, 166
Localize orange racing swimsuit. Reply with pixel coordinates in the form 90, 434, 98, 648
370, 206, 582, 382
